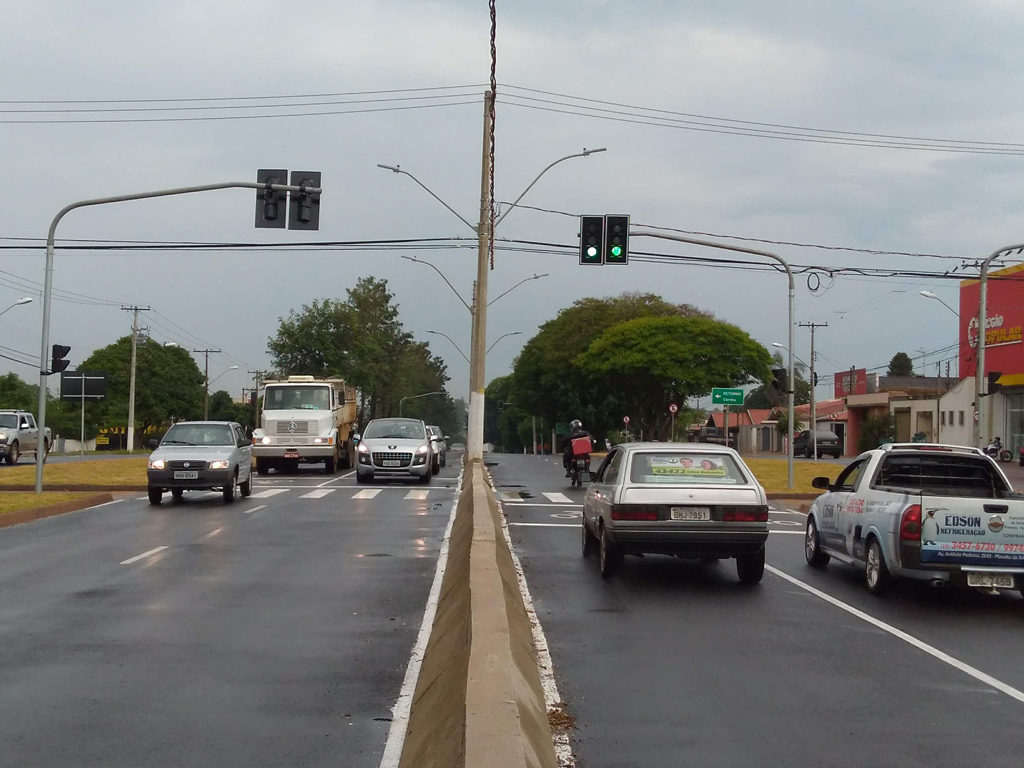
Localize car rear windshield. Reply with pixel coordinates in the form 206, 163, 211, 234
0, 414, 18, 428
162, 424, 235, 446
629, 452, 749, 485
873, 453, 1013, 498
364, 419, 425, 440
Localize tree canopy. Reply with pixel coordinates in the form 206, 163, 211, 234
887, 351, 914, 377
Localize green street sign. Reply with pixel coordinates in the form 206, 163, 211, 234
711, 387, 744, 406
555, 421, 570, 435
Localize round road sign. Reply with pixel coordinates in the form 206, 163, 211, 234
623, 415, 630, 425
669, 403, 679, 414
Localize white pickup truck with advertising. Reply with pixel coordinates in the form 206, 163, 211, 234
252, 376, 357, 475
805, 443, 1024, 598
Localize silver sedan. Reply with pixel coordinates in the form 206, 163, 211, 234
147, 421, 253, 505
582, 443, 769, 583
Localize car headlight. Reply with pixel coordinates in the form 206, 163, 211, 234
358, 443, 369, 453
148, 459, 165, 470
0, 432, 7, 442
416, 444, 430, 454
261, 436, 271, 445
208, 460, 229, 470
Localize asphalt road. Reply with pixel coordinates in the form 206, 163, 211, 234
490, 453, 1024, 768
0, 459, 461, 768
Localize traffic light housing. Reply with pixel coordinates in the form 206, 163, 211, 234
579, 215, 604, 265
497, 400, 504, 412
812, 372, 819, 387
50, 344, 71, 375
770, 368, 789, 394
604, 215, 629, 265
255, 169, 287, 229
288, 171, 322, 231
989, 371, 1003, 396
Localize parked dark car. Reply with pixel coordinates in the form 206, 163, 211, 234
793, 429, 842, 458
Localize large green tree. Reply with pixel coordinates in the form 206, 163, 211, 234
887, 352, 914, 377
80, 337, 204, 446
575, 316, 772, 440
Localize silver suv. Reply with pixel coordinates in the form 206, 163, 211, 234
146, 421, 253, 505
356, 418, 433, 484
427, 425, 448, 472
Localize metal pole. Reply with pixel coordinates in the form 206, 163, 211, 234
80, 374, 85, 461
532, 416, 537, 456
124, 306, 149, 453
671, 411, 676, 442
800, 322, 827, 461
32, 179, 321, 494
631, 229, 796, 489
204, 352, 210, 420
976, 243, 1024, 448
724, 405, 729, 449
467, 90, 494, 462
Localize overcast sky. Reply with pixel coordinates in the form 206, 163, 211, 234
3, 0, 1024, 403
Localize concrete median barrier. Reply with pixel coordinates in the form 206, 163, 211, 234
396, 461, 557, 768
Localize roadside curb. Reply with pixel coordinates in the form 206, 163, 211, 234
0, 484, 146, 492
0, 493, 115, 529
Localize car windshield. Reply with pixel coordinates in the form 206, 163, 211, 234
161, 424, 235, 446
0, 414, 18, 428
364, 419, 426, 440
264, 386, 330, 411
629, 452, 749, 485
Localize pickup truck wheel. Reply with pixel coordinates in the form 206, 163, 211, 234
222, 472, 237, 504
865, 538, 890, 594
148, 487, 163, 505
6, 441, 19, 465
239, 474, 252, 498
599, 527, 622, 580
42, 439, 50, 464
736, 547, 765, 585
805, 517, 830, 568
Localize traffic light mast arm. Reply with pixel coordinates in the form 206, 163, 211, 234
34, 179, 321, 496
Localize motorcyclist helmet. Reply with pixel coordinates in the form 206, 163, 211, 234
570, 419, 583, 432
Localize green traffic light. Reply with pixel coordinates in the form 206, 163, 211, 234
611, 245, 623, 257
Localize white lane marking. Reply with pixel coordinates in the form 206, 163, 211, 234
90, 499, 124, 508
543, 492, 574, 504
510, 522, 576, 527
250, 488, 288, 499
405, 489, 429, 500
499, 491, 523, 501
504, 502, 583, 508
353, 489, 382, 499
316, 469, 356, 488
379, 467, 464, 768
769, 509, 808, 516
203, 527, 224, 539
765, 564, 1024, 704
489, 476, 573, 767
300, 489, 336, 499
120, 546, 168, 565
243, 504, 267, 515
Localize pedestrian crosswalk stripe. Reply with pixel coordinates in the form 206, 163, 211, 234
405, 490, 429, 500
250, 488, 288, 499
300, 489, 336, 499
353, 489, 382, 499
499, 491, 524, 502
543, 492, 573, 504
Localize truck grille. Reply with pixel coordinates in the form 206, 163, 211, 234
372, 452, 412, 468
272, 420, 314, 435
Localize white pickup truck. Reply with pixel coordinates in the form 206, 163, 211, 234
805, 443, 1024, 598
0, 410, 50, 465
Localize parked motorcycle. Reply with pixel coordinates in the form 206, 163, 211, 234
985, 441, 1013, 462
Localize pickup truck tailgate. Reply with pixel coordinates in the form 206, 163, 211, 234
920, 496, 1024, 567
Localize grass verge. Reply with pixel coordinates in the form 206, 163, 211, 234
0, 492, 95, 516
0, 458, 148, 487
745, 458, 841, 495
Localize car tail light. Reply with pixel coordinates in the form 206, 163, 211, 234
611, 505, 659, 521
900, 504, 922, 541
723, 506, 769, 522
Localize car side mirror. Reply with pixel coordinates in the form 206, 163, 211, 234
811, 476, 832, 491
148, 439, 160, 449
20, 422, 30, 429
444, 435, 451, 441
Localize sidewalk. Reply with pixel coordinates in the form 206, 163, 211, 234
1001, 460, 1024, 488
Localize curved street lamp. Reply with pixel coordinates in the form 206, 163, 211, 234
399, 390, 445, 417
0, 296, 33, 319
486, 331, 522, 354
920, 290, 959, 317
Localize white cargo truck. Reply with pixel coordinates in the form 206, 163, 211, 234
252, 376, 357, 475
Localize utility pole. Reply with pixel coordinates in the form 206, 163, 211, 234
467, 90, 494, 463
248, 369, 268, 430
194, 348, 221, 419
122, 305, 151, 453
799, 322, 827, 461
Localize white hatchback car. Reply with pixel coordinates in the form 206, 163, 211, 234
583, 443, 769, 583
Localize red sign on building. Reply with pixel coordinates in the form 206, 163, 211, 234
960, 264, 1024, 379
834, 368, 867, 397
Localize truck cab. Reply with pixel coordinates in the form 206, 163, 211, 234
251, 376, 357, 475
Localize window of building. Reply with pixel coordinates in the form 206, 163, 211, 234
959, 411, 965, 426
949, 411, 954, 425
941, 411, 946, 426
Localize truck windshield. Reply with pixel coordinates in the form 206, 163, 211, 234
874, 453, 1013, 498
264, 386, 330, 411
0, 414, 18, 428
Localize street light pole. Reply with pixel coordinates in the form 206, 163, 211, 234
920, 290, 959, 317
486, 331, 522, 354
0, 297, 33, 319
633, 229, 796, 489
122, 304, 151, 453
399, 390, 445, 418
493, 148, 606, 228
33, 178, 322, 494
975, 243, 1024, 448
427, 330, 470, 364
194, 348, 222, 420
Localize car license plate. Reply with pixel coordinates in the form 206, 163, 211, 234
967, 573, 1014, 589
173, 471, 198, 480
383, 460, 402, 467
284, 451, 300, 459
671, 506, 711, 521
